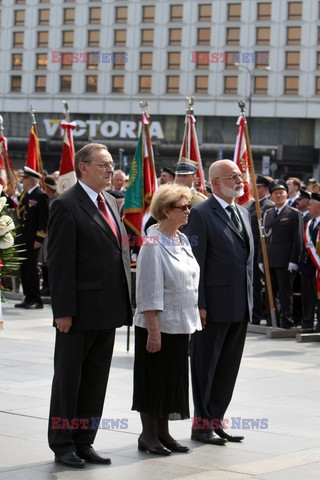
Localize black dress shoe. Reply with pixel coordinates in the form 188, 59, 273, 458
158, 436, 190, 453
14, 302, 29, 308
55, 452, 85, 468
138, 436, 171, 455
191, 431, 227, 445
76, 446, 111, 464
24, 302, 43, 309
281, 318, 294, 329
213, 427, 244, 442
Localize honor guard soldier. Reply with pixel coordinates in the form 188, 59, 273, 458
261, 179, 303, 328
15, 166, 49, 309
174, 158, 207, 207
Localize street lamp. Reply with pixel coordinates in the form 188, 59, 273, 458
234, 63, 270, 119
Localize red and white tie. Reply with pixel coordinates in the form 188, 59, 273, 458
97, 194, 119, 242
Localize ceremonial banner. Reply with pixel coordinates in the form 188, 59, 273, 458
179, 113, 206, 195
233, 115, 250, 205
57, 120, 77, 194
123, 112, 156, 240
26, 124, 44, 178
304, 220, 320, 299
0, 135, 18, 190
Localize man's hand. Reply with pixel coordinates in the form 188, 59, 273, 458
33, 241, 42, 249
55, 316, 72, 333
199, 308, 207, 328
288, 262, 298, 273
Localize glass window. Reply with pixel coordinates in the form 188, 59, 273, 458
226, 27, 240, 45
88, 30, 100, 47
167, 51, 180, 69
85, 75, 98, 92
257, 3, 271, 20
61, 53, 72, 70
284, 76, 299, 94
113, 52, 126, 70
254, 76, 268, 94
60, 75, 72, 92
141, 29, 153, 46
115, 6, 127, 23
64, 8, 75, 24
228, 3, 241, 21
317, 51, 320, 69
35, 75, 46, 92
12, 53, 23, 69
14, 10, 25, 25
288, 2, 302, 19
143, 6, 155, 23
15, 0, 25, 4
87, 54, 99, 70
38, 9, 50, 25
89, 7, 101, 24
170, 5, 183, 22
112, 75, 124, 93
139, 75, 151, 93
62, 31, 74, 47
198, 4, 212, 22
255, 51, 269, 68
194, 51, 210, 69
36, 53, 47, 69
287, 27, 301, 45
316, 77, 320, 94
224, 75, 238, 93
11, 76, 22, 92
13, 32, 24, 47
197, 28, 211, 45
256, 27, 270, 44
114, 29, 126, 46
169, 28, 181, 45
140, 52, 153, 69
37, 31, 48, 47
195, 76, 208, 93
39, 0, 49, 3
285, 51, 300, 69
225, 51, 239, 69
166, 75, 179, 93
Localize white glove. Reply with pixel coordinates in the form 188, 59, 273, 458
288, 262, 298, 272
259, 263, 264, 273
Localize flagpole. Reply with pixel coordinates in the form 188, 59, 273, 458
28, 105, 44, 189
139, 100, 156, 193
238, 100, 277, 329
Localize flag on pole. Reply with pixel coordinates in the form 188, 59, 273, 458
123, 112, 157, 241
0, 135, 18, 191
57, 120, 77, 194
179, 113, 206, 195
233, 115, 250, 205
26, 123, 44, 178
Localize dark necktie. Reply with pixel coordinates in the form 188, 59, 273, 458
97, 194, 119, 242
275, 209, 280, 216
226, 205, 243, 236
309, 218, 316, 233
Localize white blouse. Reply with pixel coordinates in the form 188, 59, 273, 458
134, 225, 202, 334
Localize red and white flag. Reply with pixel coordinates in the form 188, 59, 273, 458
233, 115, 250, 205
179, 113, 206, 196
57, 120, 77, 194
26, 124, 44, 178
0, 135, 18, 192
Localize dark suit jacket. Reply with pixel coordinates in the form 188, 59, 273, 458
262, 205, 303, 268
247, 197, 274, 247
185, 195, 254, 324
48, 182, 132, 330
17, 186, 49, 246
299, 217, 319, 275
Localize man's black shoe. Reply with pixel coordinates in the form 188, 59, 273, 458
214, 427, 244, 442
14, 302, 29, 308
77, 446, 111, 464
24, 302, 43, 309
191, 431, 227, 445
281, 319, 294, 329
55, 452, 85, 468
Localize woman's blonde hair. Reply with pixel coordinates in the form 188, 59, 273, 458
151, 183, 192, 221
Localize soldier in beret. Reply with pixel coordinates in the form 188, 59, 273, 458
175, 158, 207, 207
160, 167, 175, 185
260, 179, 303, 328
15, 166, 49, 309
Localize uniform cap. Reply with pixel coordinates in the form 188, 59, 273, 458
23, 166, 42, 179
268, 179, 288, 194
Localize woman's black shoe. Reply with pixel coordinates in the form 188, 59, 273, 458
138, 436, 171, 456
158, 437, 190, 453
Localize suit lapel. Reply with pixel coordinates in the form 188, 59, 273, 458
210, 197, 243, 239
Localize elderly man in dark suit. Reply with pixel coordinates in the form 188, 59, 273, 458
261, 179, 303, 329
185, 159, 254, 445
47, 143, 132, 468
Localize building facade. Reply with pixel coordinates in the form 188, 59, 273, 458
0, 0, 320, 179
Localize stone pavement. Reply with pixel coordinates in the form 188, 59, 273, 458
0, 300, 320, 480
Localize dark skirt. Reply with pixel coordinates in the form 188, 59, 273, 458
132, 326, 190, 420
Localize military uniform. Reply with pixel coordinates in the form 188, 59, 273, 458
191, 187, 207, 207
17, 182, 49, 307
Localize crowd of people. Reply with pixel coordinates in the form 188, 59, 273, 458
3, 147, 320, 468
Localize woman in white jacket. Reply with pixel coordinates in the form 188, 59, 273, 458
132, 183, 202, 455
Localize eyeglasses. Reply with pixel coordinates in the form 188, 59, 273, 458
84, 161, 115, 170
172, 203, 192, 213
215, 173, 245, 181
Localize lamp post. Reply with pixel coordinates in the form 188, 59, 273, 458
234, 63, 271, 119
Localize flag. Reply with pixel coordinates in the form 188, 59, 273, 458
26, 123, 44, 179
179, 113, 206, 195
123, 112, 157, 241
57, 120, 77, 194
0, 135, 18, 191
233, 115, 250, 205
